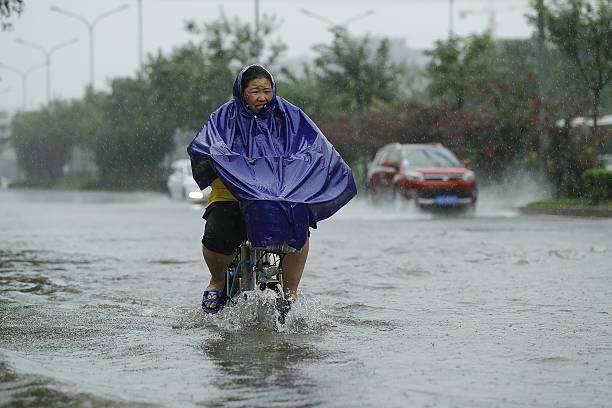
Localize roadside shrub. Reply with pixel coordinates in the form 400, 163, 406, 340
546, 123, 597, 198
583, 168, 612, 205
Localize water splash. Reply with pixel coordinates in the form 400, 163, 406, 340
174, 290, 330, 334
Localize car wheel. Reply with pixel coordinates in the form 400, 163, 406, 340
465, 203, 477, 215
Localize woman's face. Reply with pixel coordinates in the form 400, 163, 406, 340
242, 77, 273, 114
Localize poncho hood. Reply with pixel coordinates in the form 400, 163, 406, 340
231, 64, 278, 117
188, 64, 356, 250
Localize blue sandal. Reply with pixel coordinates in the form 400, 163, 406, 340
201, 290, 226, 314
275, 297, 294, 324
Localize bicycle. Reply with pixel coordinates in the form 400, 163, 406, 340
224, 241, 295, 324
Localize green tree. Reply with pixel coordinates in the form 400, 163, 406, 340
147, 13, 288, 134
146, 44, 214, 133
546, 116, 598, 198
536, 0, 612, 128
75, 87, 107, 152
187, 12, 286, 69
425, 33, 498, 109
94, 77, 169, 189
312, 32, 405, 113
277, 65, 343, 122
496, 38, 592, 113
307, 32, 405, 185
0, 0, 23, 30
11, 101, 77, 185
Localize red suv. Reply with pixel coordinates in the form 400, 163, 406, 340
367, 143, 477, 208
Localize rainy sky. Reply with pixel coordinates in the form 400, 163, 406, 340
0, 0, 531, 112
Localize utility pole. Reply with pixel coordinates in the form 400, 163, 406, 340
536, 0, 547, 179
254, 0, 260, 35
254, 0, 260, 59
14, 38, 78, 104
449, 0, 455, 38
50, 4, 129, 88
459, 0, 523, 38
138, 0, 143, 73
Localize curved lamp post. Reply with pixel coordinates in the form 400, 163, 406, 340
299, 8, 375, 33
50, 4, 129, 88
14, 37, 78, 104
0, 62, 46, 110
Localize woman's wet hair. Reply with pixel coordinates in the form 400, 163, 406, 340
241, 65, 273, 92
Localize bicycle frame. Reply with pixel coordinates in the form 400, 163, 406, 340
225, 241, 290, 304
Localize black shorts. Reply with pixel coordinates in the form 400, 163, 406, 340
201, 201, 312, 255
201, 201, 247, 256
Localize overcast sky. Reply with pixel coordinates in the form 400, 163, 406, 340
0, 0, 532, 112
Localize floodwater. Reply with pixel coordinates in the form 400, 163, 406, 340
1, 189, 611, 407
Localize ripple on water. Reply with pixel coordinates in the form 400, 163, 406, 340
148, 258, 198, 265
333, 302, 387, 312
0, 249, 91, 298
549, 248, 583, 260
392, 265, 432, 278
336, 316, 397, 332
0, 249, 92, 270
0, 304, 104, 352
0, 359, 150, 407
382, 246, 411, 255
529, 356, 572, 364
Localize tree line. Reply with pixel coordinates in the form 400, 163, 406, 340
8, 1, 612, 197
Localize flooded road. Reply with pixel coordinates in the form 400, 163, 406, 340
1, 189, 611, 407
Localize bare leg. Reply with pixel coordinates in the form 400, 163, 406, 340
202, 246, 234, 308
281, 239, 309, 300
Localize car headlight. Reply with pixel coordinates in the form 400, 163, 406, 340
188, 191, 204, 200
404, 171, 424, 181
462, 170, 475, 181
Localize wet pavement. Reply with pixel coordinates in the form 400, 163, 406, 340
1, 189, 611, 407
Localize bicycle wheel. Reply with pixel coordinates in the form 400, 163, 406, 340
225, 242, 254, 302
225, 259, 241, 301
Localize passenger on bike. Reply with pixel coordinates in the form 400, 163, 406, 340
188, 64, 356, 314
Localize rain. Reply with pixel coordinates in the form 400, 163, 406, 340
1, 1, 611, 407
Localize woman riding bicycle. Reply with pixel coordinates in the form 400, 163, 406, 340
188, 64, 356, 315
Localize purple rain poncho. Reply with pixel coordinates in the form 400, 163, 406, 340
187, 64, 356, 250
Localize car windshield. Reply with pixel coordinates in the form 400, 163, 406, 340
401, 148, 460, 167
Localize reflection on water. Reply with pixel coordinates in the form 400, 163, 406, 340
201, 330, 324, 408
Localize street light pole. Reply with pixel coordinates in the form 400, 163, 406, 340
14, 38, 78, 104
299, 8, 375, 33
49, 4, 129, 88
138, 0, 143, 73
536, 0, 547, 179
449, 0, 455, 37
255, 0, 260, 35
0, 62, 46, 110
253, 0, 261, 59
